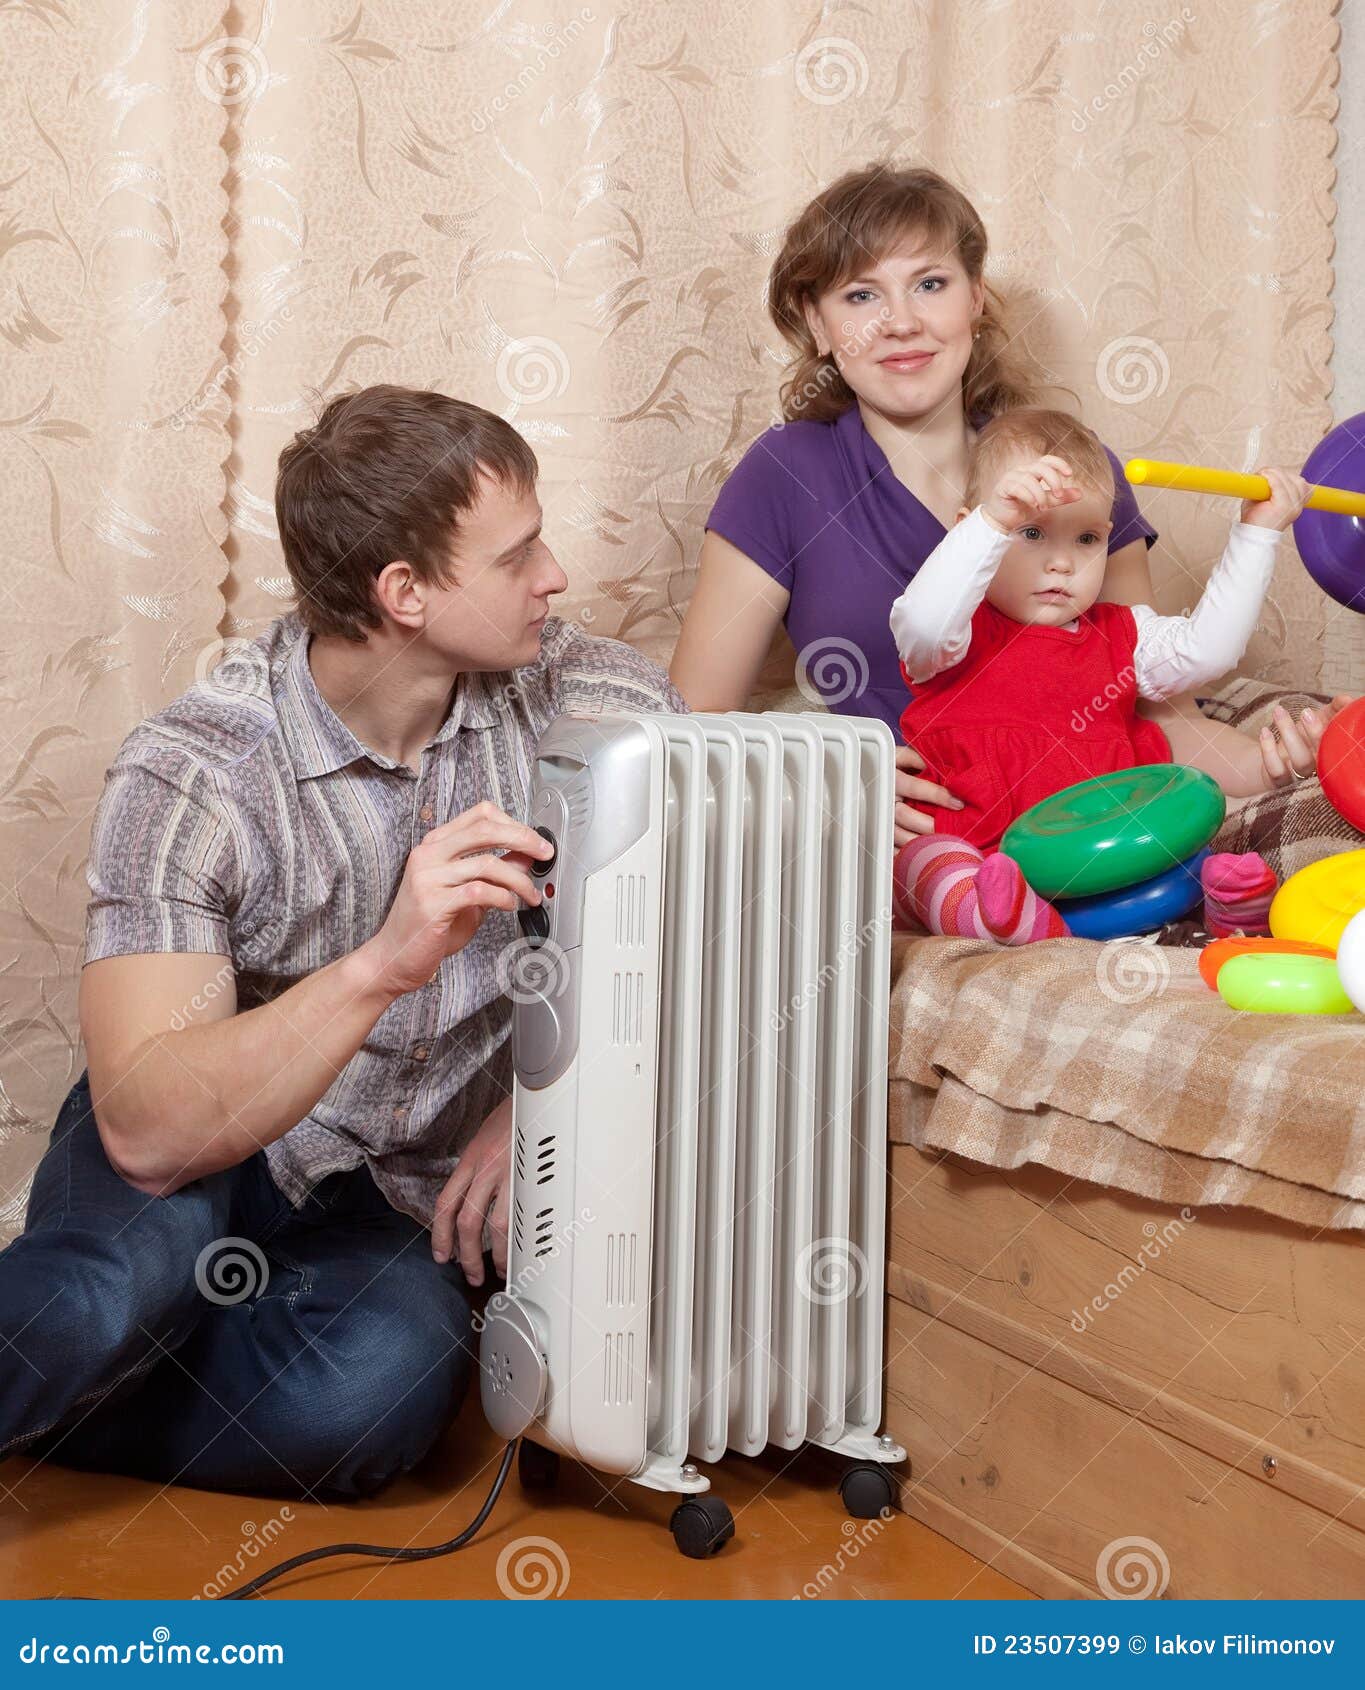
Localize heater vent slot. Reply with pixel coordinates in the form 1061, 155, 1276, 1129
603, 1332, 635, 1406
611, 971, 644, 1044
535, 1133, 557, 1186
605, 1230, 638, 1308
513, 1194, 524, 1253
533, 1205, 556, 1258
614, 873, 647, 947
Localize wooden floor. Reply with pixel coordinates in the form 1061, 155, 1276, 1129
1, 1396, 1030, 1600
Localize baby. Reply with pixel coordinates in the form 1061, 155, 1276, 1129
888, 407, 1310, 944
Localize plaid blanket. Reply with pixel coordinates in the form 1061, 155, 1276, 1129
889, 933, 1365, 1232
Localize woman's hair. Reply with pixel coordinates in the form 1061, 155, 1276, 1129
965, 408, 1114, 509
767, 162, 1045, 425
274, 384, 538, 641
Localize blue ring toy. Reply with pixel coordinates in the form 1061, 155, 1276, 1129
1055, 848, 1210, 941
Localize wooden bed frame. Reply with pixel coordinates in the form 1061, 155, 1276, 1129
885, 1143, 1365, 1599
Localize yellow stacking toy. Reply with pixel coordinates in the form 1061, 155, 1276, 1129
1125, 458, 1365, 517
1268, 850, 1365, 951
1216, 952, 1354, 1015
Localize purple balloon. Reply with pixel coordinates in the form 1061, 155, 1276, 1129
1295, 412, 1365, 613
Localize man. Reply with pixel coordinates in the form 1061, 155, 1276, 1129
0, 385, 685, 1498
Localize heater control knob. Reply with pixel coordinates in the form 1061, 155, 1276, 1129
529, 825, 557, 877
518, 903, 552, 946
479, 1297, 549, 1439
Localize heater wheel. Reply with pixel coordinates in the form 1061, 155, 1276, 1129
839, 1460, 897, 1520
669, 1495, 735, 1559
517, 1439, 561, 1491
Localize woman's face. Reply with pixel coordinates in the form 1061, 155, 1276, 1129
803, 236, 985, 421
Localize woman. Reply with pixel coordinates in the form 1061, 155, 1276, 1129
669, 163, 1329, 849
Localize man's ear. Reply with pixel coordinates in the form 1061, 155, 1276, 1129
802, 297, 830, 359
373, 560, 427, 632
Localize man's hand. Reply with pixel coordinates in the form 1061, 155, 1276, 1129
431, 1093, 514, 1285
360, 801, 554, 999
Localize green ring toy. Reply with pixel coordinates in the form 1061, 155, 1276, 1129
1216, 952, 1354, 1015
1000, 764, 1226, 900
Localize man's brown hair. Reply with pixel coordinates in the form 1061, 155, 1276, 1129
274, 384, 539, 641
965, 406, 1114, 510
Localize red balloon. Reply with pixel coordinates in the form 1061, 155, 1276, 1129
1319, 698, 1365, 832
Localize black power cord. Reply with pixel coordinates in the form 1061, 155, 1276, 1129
220, 1437, 518, 1600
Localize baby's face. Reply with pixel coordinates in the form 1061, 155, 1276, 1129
982, 478, 1114, 626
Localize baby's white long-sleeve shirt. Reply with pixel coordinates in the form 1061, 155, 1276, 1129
888, 505, 1281, 698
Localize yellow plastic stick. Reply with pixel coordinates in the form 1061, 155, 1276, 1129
1126, 458, 1365, 519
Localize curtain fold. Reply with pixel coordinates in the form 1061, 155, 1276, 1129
1, 1, 229, 1227
0, 0, 1342, 1234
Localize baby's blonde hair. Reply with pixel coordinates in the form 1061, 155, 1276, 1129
966, 407, 1114, 510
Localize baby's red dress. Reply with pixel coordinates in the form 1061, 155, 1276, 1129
899, 600, 1172, 852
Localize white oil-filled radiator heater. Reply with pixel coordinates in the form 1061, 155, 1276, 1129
478, 711, 906, 1558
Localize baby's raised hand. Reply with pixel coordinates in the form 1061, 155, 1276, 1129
982, 455, 1082, 533
1242, 466, 1311, 532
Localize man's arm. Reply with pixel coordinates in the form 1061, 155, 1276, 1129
84, 802, 554, 1197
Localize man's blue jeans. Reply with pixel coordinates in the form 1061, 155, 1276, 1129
0, 1076, 475, 1498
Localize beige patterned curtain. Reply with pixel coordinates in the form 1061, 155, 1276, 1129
0, 0, 1342, 1235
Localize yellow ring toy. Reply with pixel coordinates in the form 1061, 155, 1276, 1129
1268, 849, 1365, 951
